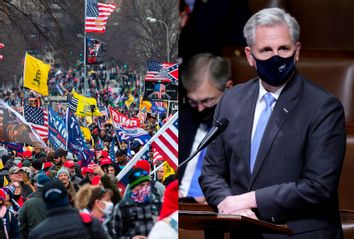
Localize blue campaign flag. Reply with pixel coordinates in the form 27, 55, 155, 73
48, 106, 67, 150
66, 109, 94, 166
94, 137, 104, 150
109, 139, 115, 160
115, 124, 151, 145
151, 101, 166, 114
3, 142, 23, 153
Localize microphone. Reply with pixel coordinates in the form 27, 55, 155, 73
179, 118, 229, 168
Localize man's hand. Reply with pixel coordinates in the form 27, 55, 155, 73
132, 236, 147, 239
217, 191, 257, 215
93, 164, 105, 176
223, 208, 258, 220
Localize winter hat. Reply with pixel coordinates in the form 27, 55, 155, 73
159, 180, 178, 220
42, 180, 69, 209
9, 166, 23, 174
35, 173, 51, 188
31, 159, 43, 171
56, 168, 70, 178
86, 163, 95, 174
22, 160, 32, 167
0, 147, 8, 158
128, 168, 150, 189
100, 150, 109, 158
13, 158, 21, 166
0, 189, 6, 203
3, 185, 15, 199
134, 160, 151, 173
100, 158, 111, 166
43, 162, 54, 170
66, 152, 75, 160
22, 150, 32, 159
64, 160, 75, 168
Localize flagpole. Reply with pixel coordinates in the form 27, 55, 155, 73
116, 112, 178, 181
150, 163, 163, 177
83, 0, 88, 96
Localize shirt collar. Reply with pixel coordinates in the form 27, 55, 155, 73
257, 80, 286, 103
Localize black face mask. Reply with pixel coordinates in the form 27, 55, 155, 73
191, 105, 216, 126
253, 52, 296, 87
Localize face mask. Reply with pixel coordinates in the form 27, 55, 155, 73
100, 201, 114, 216
191, 104, 216, 125
131, 185, 151, 203
253, 52, 296, 87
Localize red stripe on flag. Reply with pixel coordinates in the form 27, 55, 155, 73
151, 142, 177, 170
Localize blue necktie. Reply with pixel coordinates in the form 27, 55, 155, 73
250, 93, 276, 173
187, 148, 207, 197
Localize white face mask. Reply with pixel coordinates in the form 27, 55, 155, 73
100, 201, 114, 216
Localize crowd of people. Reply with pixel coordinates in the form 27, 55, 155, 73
0, 146, 177, 239
0, 60, 177, 238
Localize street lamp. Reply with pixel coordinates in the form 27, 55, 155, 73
146, 17, 170, 62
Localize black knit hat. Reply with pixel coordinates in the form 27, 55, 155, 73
31, 159, 43, 171
128, 168, 150, 189
42, 180, 69, 208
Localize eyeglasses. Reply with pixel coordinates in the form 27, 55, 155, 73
188, 96, 219, 108
133, 170, 148, 177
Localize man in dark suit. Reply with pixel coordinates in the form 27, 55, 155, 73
199, 8, 346, 238
179, 53, 232, 203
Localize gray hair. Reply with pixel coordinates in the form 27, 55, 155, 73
243, 8, 300, 47
181, 53, 231, 92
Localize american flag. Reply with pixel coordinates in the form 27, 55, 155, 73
154, 83, 166, 99
151, 113, 178, 169
145, 60, 178, 83
24, 106, 48, 141
67, 93, 78, 113
85, 0, 116, 33
154, 101, 164, 108
137, 110, 147, 125
152, 147, 163, 165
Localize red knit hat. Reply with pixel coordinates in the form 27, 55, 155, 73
159, 180, 178, 220
134, 160, 151, 173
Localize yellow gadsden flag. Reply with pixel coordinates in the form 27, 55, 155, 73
163, 161, 175, 182
23, 53, 50, 96
80, 126, 92, 141
139, 100, 152, 112
125, 94, 135, 109
72, 89, 101, 116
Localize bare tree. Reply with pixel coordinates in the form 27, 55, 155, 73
103, 0, 179, 71
0, 0, 179, 87
0, 0, 83, 87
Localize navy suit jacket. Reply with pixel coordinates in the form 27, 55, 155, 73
199, 73, 346, 238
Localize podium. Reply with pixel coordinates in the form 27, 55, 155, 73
179, 203, 292, 239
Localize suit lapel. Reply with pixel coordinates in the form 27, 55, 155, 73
238, 82, 259, 174
248, 74, 302, 189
